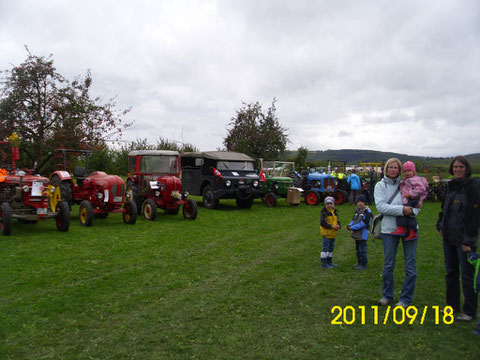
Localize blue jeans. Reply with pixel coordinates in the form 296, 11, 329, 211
355, 240, 368, 266
443, 239, 477, 316
382, 234, 418, 304
322, 237, 335, 257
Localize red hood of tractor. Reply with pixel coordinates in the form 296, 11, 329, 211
156, 175, 182, 192
3, 173, 49, 185
85, 171, 124, 188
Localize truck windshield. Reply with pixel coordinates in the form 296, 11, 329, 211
217, 161, 255, 171
140, 155, 179, 174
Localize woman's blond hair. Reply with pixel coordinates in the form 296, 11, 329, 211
384, 158, 402, 177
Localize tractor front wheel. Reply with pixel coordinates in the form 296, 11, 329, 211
123, 200, 138, 224
334, 190, 347, 204
50, 175, 73, 205
264, 192, 277, 208
0, 202, 12, 236
183, 199, 198, 220
56, 201, 70, 232
143, 199, 157, 221
305, 190, 319, 206
79, 200, 93, 227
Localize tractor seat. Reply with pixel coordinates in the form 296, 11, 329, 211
74, 166, 87, 183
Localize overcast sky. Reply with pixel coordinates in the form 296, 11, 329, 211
1, 0, 479, 157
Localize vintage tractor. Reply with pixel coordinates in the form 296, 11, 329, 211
126, 150, 197, 220
301, 169, 348, 205
0, 135, 69, 236
49, 149, 137, 226
259, 161, 295, 207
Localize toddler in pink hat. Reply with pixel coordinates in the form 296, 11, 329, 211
391, 161, 429, 240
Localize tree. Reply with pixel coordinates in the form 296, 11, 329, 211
224, 99, 288, 159
0, 48, 132, 173
295, 146, 309, 171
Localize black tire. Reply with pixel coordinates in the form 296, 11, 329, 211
264, 192, 277, 208
236, 197, 254, 209
333, 190, 346, 205
79, 200, 93, 227
126, 180, 142, 210
50, 175, 73, 205
143, 198, 157, 221
56, 201, 70, 232
183, 199, 198, 220
123, 200, 138, 224
202, 185, 219, 209
305, 190, 319, 206
288, 171, 302, 188
0, 202, 12, 236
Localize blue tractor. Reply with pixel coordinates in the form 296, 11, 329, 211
301, 169, 348, 205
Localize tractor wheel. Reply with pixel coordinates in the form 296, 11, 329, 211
202, 186, 219, 209
183, 199, 198, 220
79, 200, 93, 227
50, 175, 73, 205
305, 190, 319, 206
0, 202, 12, 236
333, 190, 347, 204
143, 198, 157, 221
123, 200, 138, 225
165, 208, 180, 215
126, 181, 142, 210
264, 192, 277, 208
236, 197, 254, 209
288, 171, 302, 188
56, 201, 70, 232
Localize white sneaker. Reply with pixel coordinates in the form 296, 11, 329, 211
456, 313, 474, 322
378, 298, 391, 306
395, 302, 409, 309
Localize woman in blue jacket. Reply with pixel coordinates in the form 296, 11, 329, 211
374, 158, 418, 308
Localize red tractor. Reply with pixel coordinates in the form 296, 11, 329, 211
126, 150, 198, 221
0, 136, 69, 236
49, 149, 137, 226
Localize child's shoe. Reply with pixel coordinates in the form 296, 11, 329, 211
404, 229, 418, 241
327, 257, 337, 267
391, 226, 406, 236
321, 258, 333, 269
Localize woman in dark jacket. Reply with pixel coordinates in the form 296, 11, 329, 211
437, 156, 480, 322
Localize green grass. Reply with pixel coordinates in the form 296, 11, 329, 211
1, 199, 478, 359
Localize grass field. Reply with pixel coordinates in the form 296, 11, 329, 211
1, 198, 478, 359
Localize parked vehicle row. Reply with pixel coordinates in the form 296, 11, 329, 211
0, 135, 351, 236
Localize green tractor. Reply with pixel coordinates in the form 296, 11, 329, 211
259, 161, 297, 207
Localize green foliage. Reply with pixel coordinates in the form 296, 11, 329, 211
0, 201, 476, 359
295, 146, 309, 171
0, 47, 132, 173
224, 99, 288, 159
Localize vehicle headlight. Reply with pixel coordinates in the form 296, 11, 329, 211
155, 191, 160, 197
253, 181, 259, 187
22, 185, 30, 192
226, 180, 231, 187
274, 184, 278, 189
97, 192, 103, 199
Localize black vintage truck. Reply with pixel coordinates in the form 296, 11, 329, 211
181, 151, 262, 209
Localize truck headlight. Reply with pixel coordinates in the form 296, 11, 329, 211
226, 180, 231, 187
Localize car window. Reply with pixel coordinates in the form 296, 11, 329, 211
216, 161, 255, 171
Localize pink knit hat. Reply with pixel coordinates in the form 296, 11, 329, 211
403, 161, 416, 173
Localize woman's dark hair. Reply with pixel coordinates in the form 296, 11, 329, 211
448, 155, 472, 177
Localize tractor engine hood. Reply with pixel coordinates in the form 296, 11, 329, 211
154, 175, 182, 192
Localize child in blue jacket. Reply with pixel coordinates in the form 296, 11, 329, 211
347, 194, 372, 270
467, 250, 480, 335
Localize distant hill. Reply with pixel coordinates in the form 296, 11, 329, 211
285, 149, 480, 166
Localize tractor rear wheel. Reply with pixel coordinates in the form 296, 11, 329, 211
0, 202, 12, 236
79, 200, 93, 227
202, 186, 219, 209
305, 190, 319, 206
183, 199, 198, 220
264, 192, 277, 208
143, 198, 157, 221
50, 175, 73, 205
236, 197, 254, 209
334, 190, 347, 204
56, 201, 70, 232
123, 200, 138, 224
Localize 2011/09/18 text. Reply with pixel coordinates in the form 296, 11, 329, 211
331, 305, 454, 325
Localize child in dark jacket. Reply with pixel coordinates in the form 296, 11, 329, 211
467, 251, 480, 335
347, 194, 372, 270
320, 196, 341, 269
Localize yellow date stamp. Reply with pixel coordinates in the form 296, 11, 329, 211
331, 305, 454, 325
